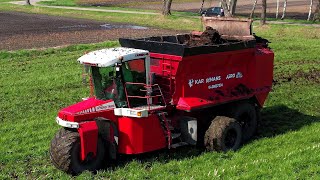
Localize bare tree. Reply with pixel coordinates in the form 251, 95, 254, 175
26, 0, 31, 5
276, 0, 280, 19
220, 0, 232, 17
250, 0, 258, 19
313, 0, 320, 21
199, 0, 205, 13
281, 0, 287, 20
308, 0, 313, 21
261, 0, 267, 25
162, 0, 173, 16
229, 0, 238, 15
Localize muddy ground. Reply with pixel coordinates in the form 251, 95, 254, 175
0, 12, 182, 51
273, 60, 320, 85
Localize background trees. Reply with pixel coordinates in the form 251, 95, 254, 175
160, 0, 319, 22
219, 0, 238, 17
261, 0, 267, 24
162, 0, 173, 15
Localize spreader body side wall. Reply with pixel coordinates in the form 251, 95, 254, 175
173, 48, 268, 111
251, 47, 274, 107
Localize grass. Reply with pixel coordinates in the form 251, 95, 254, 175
0, 0, 18, 2
0, 3, 201, 31
38, 0, 200, 17
249, 16, 320, 25
36, 0, 320, 24
0, 23, 319, 179
38, 0, 200, 7
38, 0, 161, 14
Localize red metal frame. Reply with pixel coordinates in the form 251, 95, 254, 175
124, 82, 166, 111
117, 114, 167, 154
78, 121, 98, 161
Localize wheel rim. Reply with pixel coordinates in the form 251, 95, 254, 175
70, 140, 104, 173
239, 112, 251, 130
224, 129, 238, 149
72, 143, 97, 168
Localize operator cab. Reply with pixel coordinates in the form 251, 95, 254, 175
78, 47, 166, 116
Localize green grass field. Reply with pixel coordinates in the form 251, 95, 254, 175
38, 0, 200, 7
0, 3, 201, 31
0, 23, 319, 179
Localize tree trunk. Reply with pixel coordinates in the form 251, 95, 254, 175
250, 0, 258, 19
308, 0, 313, 21
228, 0, 231, 10
276, 0, 280, 19
199, 0, 205, 14
220, 0, 232, 17
261, 0, 267, 25
162, 0, 173, 16
281, 0, 287, 20
313, 0, 320, 21
230, 0, 238, 15
26, 0, 31, 5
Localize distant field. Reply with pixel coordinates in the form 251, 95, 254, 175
0, 24, 319, 179
40, 0, 319, 20
0, 0, 19, 2
0, 11, 182, 50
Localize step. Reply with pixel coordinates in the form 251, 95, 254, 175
171, 142, 188, 149
171, 133, 181, 139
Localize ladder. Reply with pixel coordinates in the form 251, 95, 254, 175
160, 58, 174, 104
158, 112, 172, 149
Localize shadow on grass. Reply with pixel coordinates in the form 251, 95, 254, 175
257, 105, 319, 137
106, 105, 320, 170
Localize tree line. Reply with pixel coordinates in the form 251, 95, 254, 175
162, 0, 320, 23
24, 0, 320, 23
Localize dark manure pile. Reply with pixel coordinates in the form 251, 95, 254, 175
186, 27, 227, 47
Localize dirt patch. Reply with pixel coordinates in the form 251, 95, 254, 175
0, 12, 183, 50
186, 27, 226, 47
273, 68, 320, 85
276, 60, 320, 66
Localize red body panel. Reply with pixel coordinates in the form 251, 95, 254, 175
58, 98, 116, 122
117, 114, 166, 154
78, 121, 98, 161
149, 47, 274, 111
251, 46, 274, 106
57, 98, 117, 159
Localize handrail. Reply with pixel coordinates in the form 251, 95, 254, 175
124, 82, 166, 110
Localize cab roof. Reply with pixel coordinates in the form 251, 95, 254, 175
77, 47, 149, 67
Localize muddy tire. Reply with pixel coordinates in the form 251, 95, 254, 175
50, 128, 106, 174
204, 116, 242, 152
231, 103, 258, 142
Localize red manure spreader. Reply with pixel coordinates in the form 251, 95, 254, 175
50, 18, 274, 174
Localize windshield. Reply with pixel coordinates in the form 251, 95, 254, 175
90, 59, 147, 108
208, 7, 221, 14
91, 66, 126, 106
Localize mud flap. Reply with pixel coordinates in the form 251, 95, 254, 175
95, 118, 118, 160
77, 121, 98, 161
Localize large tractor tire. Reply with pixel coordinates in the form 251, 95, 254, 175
230, 102, 258, 142
50, 128, 106, 174
204, 116, 242, 152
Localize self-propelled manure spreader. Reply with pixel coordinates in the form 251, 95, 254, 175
50, 18, 274, 174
